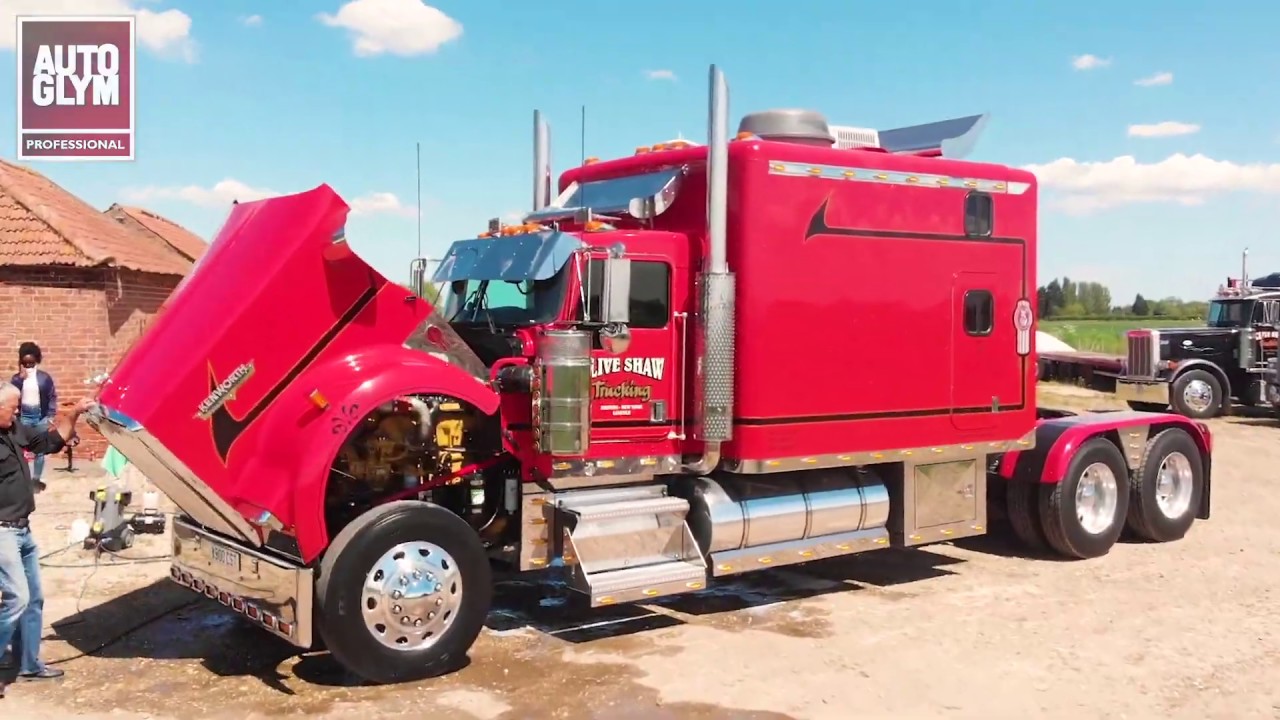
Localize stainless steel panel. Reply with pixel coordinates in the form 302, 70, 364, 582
913, 460, 979, 529
171, 517, 314, 648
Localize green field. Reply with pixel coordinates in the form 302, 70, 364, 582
1040, 318, 1198, 355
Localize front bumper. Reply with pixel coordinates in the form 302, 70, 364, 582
1115, 378, 1170, 406
170, 516, 315, 648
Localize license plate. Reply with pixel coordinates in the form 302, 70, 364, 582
211, 544, 241, 571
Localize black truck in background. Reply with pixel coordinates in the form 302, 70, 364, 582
1114, 273, 1280, 419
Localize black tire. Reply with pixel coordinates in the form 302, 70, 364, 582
1169, 369, 1224, 419
1125, 428, 1203, 542
1038, 438, 1130, 559
1126, 401, 1166, 412
316, 501, 492, 684
1005, 478, 1048, 553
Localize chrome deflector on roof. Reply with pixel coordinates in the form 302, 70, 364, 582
87, 405, 263, 547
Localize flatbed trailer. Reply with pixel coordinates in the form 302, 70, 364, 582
1038, 350, 1123, 393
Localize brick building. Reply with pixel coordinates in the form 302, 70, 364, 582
0, 159, 207, 459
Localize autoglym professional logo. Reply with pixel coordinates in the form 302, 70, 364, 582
16, 15, 136, 162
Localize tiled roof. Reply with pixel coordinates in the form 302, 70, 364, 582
106, 204, 207, 263
0, 158, 193, 276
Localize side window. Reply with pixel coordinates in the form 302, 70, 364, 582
964, 290, 994, 336
583, 260, 671, 329
965, 191, 993, 238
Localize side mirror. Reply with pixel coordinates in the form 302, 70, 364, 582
599, 257, 631, 323
599, 323, 632, 355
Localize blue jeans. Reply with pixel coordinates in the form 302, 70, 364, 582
18, 409, 48, 482
0, 527, 45, 674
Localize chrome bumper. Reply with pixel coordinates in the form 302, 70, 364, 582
170, 516, 315, 648
1115, 378, 1170, 406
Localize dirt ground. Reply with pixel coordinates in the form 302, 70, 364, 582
4, 383, 1280, 719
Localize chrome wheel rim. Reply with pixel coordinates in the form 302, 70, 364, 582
361, 541, 463, 651
1182, 379, 1214, 414
1076, 462, 1119, 535
1155, 451, 1194, 520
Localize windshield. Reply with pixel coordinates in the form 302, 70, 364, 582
1207, 299, 1252, 328
440, 262, 572, 326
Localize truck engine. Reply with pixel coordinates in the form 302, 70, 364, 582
325, 396, 511, 546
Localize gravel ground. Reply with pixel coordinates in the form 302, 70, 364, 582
3, 384, 1278, 719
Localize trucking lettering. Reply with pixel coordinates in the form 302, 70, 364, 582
84, 65, 1214, 686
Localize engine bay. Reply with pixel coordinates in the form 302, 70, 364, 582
324, 394, 516, 547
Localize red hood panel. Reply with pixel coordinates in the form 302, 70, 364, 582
93, 185, 437, 544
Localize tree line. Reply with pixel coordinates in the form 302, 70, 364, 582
1037, 277, 1207, 320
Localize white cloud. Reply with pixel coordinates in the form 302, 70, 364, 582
121, 179, 415, 217
348, 191, 416, 218
1072, 54, 1111, 70
318, 0, 462, 57
1024, 154, 1280, 214
122, 179, 279, 207
241, 14, 263, 27
1134, 71, 1173, 87
0, 0, 197, 62
1127, 121, 1200, 138
645, 69, 677, 81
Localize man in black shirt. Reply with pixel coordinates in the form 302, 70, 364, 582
0, 383, 94, 684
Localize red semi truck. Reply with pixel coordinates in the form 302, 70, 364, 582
84, 65, 1213, 684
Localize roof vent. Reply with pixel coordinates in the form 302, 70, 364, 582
830, 125, 881, 149
737, 109, 834, 146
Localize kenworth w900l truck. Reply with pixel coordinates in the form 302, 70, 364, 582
84, 65, 1213, 684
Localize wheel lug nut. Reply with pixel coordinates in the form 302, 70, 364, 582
393, 605, 402, 613
428, 611, 436, 619
434, 583, 442, 592
435, 598, 442, 606
414, 619, 423, 627
401, 616, 411, 625
413, 570, 421, 579
392, 590, 403, 599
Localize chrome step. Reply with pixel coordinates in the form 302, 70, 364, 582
556, 486, 708, 607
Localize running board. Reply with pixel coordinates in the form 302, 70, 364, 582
555, 486, 708, 606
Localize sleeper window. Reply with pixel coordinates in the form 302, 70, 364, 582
964, 290, 994, 336
965, 191, 993, 238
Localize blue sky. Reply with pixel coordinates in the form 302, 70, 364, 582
3, 0, 1279, 304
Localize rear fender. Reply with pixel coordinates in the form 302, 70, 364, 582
243, 346, 499, 563
999, 410, 1212, 519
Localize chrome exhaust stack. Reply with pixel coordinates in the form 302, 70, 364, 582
685, 64, 735, 475
533, 110, 552, 211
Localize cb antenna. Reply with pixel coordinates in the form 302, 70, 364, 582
416, 142, 423, 258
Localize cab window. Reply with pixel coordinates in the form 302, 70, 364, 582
583, 260, 671, 329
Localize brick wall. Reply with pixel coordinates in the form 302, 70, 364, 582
0, 265, 180, 460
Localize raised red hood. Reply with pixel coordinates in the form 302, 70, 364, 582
91, 185, 498, 560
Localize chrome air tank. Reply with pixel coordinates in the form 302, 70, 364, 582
532, 329, 592, 456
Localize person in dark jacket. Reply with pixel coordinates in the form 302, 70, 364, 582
10, 343, 56, 485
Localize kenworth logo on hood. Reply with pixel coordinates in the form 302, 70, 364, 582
196, 362, 255, 420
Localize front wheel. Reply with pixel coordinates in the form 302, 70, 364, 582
316, 501, 492, 684
1038, 438, 1130, 559
1170, 369, 1224, 419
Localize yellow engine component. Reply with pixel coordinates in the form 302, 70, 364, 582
434, 402, 468, 474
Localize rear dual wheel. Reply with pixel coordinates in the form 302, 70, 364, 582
1005, 430, 1203, 558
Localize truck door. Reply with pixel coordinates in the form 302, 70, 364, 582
950, 270, 1019, 431
583, 257, 677, 443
